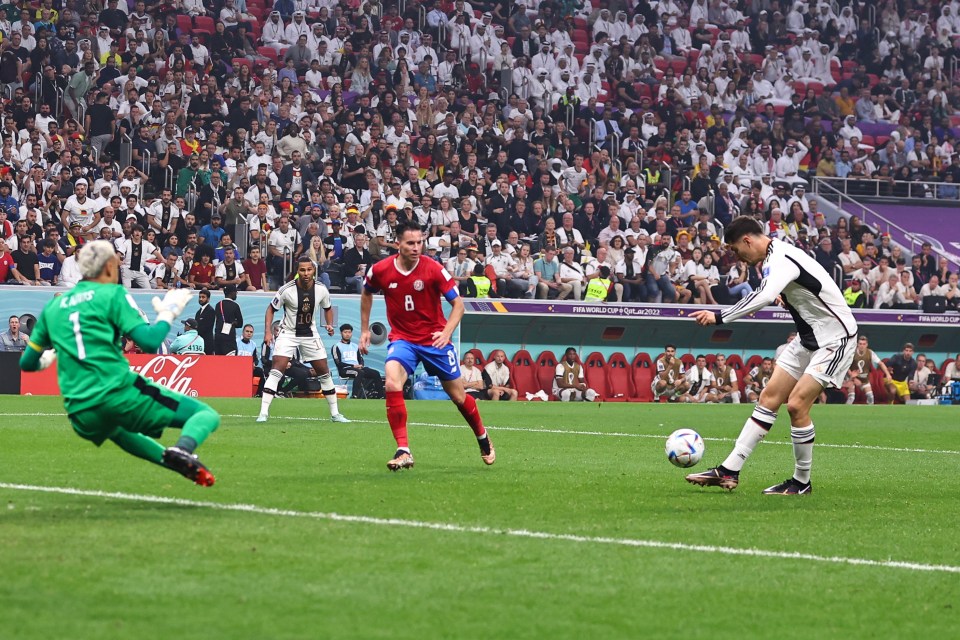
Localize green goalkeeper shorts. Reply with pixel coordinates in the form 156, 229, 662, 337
68, 376, 205, 446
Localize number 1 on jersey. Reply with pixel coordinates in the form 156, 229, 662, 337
69, 311, 86, 360
404, 294, 415, 311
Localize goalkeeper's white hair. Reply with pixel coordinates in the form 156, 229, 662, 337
77, 240, 117, 280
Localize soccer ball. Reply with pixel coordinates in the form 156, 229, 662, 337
665, 429, 705, 468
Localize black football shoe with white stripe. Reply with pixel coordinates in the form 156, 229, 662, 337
685, 466, 739, 491
762, 478, 812, 495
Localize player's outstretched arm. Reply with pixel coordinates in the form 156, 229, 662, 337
129, 324, 172, 353
19, 314, 54, 372
152, 289, 193, 325
695, 258, 800, 326
20, 342, 56, 372
129, 288, 194, 352
359, 289, 374, 354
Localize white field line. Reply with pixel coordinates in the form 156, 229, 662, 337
0, 482, 957, 575
3, 412, 959, 456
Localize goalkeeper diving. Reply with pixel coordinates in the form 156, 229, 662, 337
19, 241, 221, 486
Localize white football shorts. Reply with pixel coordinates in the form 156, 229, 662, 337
776, 335, 857, 389
274, 332, 327, 362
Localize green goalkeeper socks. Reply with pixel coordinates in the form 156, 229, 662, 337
175, 403, 221, 453
109, 429, 165, 465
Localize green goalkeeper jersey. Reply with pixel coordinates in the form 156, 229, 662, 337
28, 281, 150, 414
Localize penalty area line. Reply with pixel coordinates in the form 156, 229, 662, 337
0, 482, 958, 575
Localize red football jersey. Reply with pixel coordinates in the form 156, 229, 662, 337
364, 256, 458, 345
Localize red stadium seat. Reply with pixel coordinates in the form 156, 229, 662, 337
535, 350, 558, 398
177, 15, 193, 33
631, 353, 654, 402
466, 348, 486, 366
605, 352, 632, 401
869, 369, 889, 404
704, 354, 717, 369
861, 134, 875, 147
792, 81, 806, 94
725, 354, 745, 395
583, 352, 607, 401
725, 354, 744, 371
807, 81, 824, 95
194, 16, 215, 35
742, 355, 763, 395
510, 349, 540, 398
258, 46, 279, 64
232, 58, 250, 71
680, 353, 695, 370
670, 59, 689, 75
941, 358, 955, 377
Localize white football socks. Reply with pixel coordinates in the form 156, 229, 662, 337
318, 372, 340, 415
721, 405, 777, 472
791, 424, 816, 484
259, 369, 284, 416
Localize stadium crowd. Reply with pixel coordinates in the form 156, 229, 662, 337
0, 0, 957, 305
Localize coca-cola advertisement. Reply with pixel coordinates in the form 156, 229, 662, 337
21, 354, 253, 398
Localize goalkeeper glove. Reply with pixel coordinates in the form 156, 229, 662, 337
152, 288, 193, 325
37, 349, 57, 371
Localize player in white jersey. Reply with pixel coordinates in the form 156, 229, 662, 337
687, 217, 858, 495
256, 255, 350, 423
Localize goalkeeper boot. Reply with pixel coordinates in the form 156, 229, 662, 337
387, 449, 415, 471
685, 465, 739, 491
762, 477, 812, 495
162, 446, 216, 487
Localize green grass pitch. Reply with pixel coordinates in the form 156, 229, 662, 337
2, 396, 958, 639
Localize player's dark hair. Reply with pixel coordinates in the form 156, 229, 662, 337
762, 357, 773, 363
723, 216, 764, 244
564, 347, 577, 355
297, 254, 314, 264
665, 344, 676, 350
340, 323, 353, 331
396, 218, 422, 239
